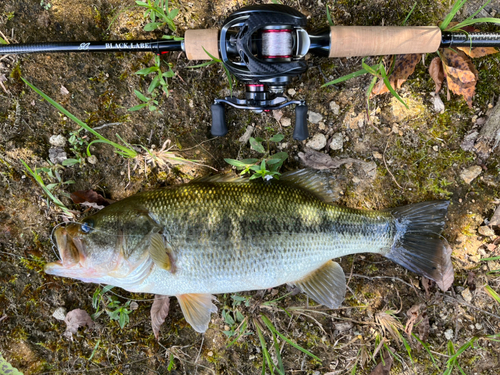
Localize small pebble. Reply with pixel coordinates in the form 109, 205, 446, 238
87, 155, 98, 165
444, 328, 454, 340
207, 351, 213, 357
475, 323, 483, 330
308, 111, 323, 124
281, 117, 292, 127
329, 133, 343, 151
461, 288, 472, 303
287, 88, 296, 96
52, 307, 67, 321
478, 225, 495, 237
306, 133, 327, 150
329, 101, 340, 115
460, 166, 482, 185
373, 151, 383, 159
49, 134, 67, 148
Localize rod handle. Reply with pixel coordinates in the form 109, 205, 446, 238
184, 29, 220, 60
328, 26, 441, 58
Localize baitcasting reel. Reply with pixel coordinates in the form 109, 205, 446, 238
211, 5, 312, 140
2, 4, 500, 140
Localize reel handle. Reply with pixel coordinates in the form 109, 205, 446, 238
293, 104, 308, 141
210, 103, 228, 137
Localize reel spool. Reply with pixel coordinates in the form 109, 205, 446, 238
211, 4, 311, 140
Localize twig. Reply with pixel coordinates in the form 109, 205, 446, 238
93, 122, 123, 130
352, 273, 420, 297
441, 293, 500, 320
382, 138, 404, 189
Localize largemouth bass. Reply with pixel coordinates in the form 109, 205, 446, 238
45, 169, 454, 333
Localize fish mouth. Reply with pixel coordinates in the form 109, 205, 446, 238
45, 225, 86, 276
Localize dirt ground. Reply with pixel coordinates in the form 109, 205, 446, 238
1, 0, 500, 374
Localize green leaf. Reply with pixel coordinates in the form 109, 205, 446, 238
134, 90, 150, 102
135, 66, 157, 76
326, 4, 334, 26
0, 37, 7, 45
169, 8, 179, 18
128, 103, 148, 111
322, 67, 370, 87
144, 22, 164, 31
148, 74, 161, 93
269, 134, 284, 143
225, 158, 248, 168
249, 137, 265, 154
62, 159, 80, 166
485, 285, 500, 305
136, 1, 148, 5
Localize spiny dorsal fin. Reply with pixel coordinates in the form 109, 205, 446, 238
280, 169, 335, 202
148, 233, 175, 272
176, 293, 218, 333
291, 260, 346, 309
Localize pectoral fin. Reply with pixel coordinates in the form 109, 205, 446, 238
176, 293, 218, 333
291, 260, 346, 309
148, 233, 175, 272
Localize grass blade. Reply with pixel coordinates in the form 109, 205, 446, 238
260, 315, 321, 361
485, 285, 500, 305
22, 78, 137, 158
379, 65, 409, 109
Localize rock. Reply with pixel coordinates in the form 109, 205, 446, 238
287, 88, 296, 96
343, 112, 364, 129
329, 133, 343, 151
308, 111, 323, 124
461, 131, 479, 152
306, 133, 327, 150
60, 85, 70, 95
281, 117, 292, 127
478, 225, 495, 237
444, 328, 454, 340
52, 307, 67, 321
460, 166, 482, 184
431, 92, 445, 113
87, 155, 98, 165
49, 134, 67, 147
489, 205, 500, 227
329, 101, 340, 115
49, 147, 67, 164
461, 288, 473, 303
373, 151, 383, 159
361, 161, 377, 180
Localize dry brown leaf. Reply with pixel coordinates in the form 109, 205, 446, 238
441, 48, 478, 108
421, 277, 434, 299
458, 46, 499, 58
371, 54, 420, 97
429, 56, 444, 93
70, 190, 112, 207
467, 271, 476, 292
404, 304, 423, 336
369, 350, 393, 375
64, 309, 94, 339
151, 295, 170, 340
418, 312, 430, 345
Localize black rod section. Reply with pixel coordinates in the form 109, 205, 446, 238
441, 32, 500, 48
0, 40, 183, 55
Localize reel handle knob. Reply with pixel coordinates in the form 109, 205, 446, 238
293, 104, 309, 141
211, 103, 228, 137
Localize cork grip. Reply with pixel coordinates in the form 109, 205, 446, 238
184, 29, 220, 60
329, 26, 441, 58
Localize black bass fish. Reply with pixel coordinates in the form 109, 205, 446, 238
45, 170, 454, 333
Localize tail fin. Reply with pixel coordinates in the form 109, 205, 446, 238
385, 201, 454, 291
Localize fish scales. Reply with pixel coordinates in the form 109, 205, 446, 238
121, 181, 395, 295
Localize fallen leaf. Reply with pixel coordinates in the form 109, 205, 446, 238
429, 56, 444, 93
405, 304, 423, 336
417, 312, 430, 345
151, 295, 170, 340
421, 277, 434, 299
70, 190, 112, 207
458, 46, 499, 58
371, 54, 420, 97
441, 48, 478, 108
369, 349, 393, 375
64, 309, 94, 339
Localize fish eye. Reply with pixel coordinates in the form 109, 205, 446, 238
80, 219, 94, 234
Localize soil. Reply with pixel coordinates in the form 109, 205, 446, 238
1, 1, 500, 374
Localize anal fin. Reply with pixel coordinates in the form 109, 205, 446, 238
291, 260, 346, 309
176, 293, 218, 333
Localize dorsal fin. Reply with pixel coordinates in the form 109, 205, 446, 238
191, 173, 249, 184
280, 169, 335, 202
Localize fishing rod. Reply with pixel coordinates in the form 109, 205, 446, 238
1, 4, 500, 140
